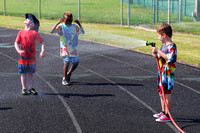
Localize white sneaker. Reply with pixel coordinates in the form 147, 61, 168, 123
62, 77, 69, 86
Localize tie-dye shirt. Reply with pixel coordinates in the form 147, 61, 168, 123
158, 43, 177, 90
56, 23, 84, 57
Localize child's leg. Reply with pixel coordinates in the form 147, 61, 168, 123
63, 61, 70, 78
21, 73, 27, 89
165, 94, 172, 114
27, 73, 33, 89
159, 93, 165, 113
67, 62, 79, 75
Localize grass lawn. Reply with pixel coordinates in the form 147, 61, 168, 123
0, 0, 194, 25
0, 15, 199, 67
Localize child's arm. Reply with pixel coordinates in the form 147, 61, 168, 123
39, 41, 45, 58
152, 47, 168, 60
74, 20, 85, 34
14, 42, 25, 55
50, 18, 64, 35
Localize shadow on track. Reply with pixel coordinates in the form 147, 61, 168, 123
0, 107, 13, 111
69, 82, 144, 87
41, 93, 114, 98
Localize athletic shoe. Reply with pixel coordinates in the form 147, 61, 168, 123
62, 77, 69, 86
66, 73, 71, 84
22, 89, 30, 95
29, 88, 38, 95
156, 115, 171, 122
153, 112, 165, 118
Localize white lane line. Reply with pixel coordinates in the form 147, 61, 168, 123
0, 35, 12, 37
96, 53, 200, 95
36, 74, 82, 133
0, 52, 82, 133
46, 52, 179, 133
0, 43, 14, 48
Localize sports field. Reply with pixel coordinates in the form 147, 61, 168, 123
0, 0, 194, 24
0, 15, 200, 67
0, 27, 199, 132
0, 1, 200, 132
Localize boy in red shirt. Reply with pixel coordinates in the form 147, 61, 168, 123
14, 13, 45, 95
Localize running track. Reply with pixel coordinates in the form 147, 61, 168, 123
0, 27, 199, 132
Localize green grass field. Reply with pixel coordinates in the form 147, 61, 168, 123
0, 15, 200, 67
0, 0, 199, 67
0, 0, 194, 25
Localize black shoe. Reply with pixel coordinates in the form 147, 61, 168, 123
66, 73, 71, 84
22, 89, 30, 95
29, 88, 38, 95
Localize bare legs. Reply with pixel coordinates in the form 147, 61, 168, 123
63, 61, 79, 78
159, 93, 172, 114
21, 73, 33, 90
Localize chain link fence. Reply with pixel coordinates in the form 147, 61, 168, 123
0, 0, 198, 25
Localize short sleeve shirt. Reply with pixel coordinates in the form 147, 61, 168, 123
56, 23, 84, 57
15, 29, 44, 57
157, 43, 177, 90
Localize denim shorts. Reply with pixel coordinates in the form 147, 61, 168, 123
63, 56, 79, 63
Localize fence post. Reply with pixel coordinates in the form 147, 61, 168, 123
3, 0, 6, 16
78, 0, 80, 21
157, 0, 159, 22
168, 0, 170, 24
153, 0, 155, 24
127, 0, 130, 26
194, 0, 200, 21
38, 0, 41, 19
121, 0, 123, 25
178, 0, 182, 22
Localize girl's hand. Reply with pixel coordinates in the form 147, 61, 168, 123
58, 18, 64, 23
74, 20, 81, 26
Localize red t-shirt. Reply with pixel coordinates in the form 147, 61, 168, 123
15, 29, 43, 57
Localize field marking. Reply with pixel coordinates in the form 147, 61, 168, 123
0, 52, 82, 133
95, 53, 200, 95
36, 74, 82, 133
0, 43, 14, 48
46, 52, 179, 133
0, 35, 12, 37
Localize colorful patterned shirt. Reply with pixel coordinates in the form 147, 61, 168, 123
56, 23, 84, 57
158, 43, 177, 90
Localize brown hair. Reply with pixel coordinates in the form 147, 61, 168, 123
63, 11, 73, 25
157, 23, 172, 38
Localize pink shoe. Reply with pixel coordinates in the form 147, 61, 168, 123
153, 112, 165, 118
156, 115, 171, 122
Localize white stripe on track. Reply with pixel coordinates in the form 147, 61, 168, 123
36, 74, 82, 133
46, 52, 179, 133
0, 52, 82, 133
95, 53, 200, 95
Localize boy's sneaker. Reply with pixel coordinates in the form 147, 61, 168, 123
29, 88, 38, 95
153, 112, 165, 118
22, 89, 30, 95
156, 115, 171, 122
62, 77, 69, 86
